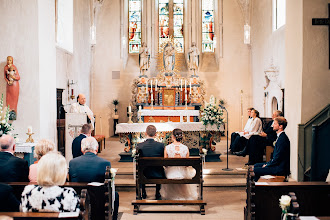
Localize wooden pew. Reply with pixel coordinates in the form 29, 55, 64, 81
6, 166, 114, 220
0, 189, 90, 219
132, 156, 206, 215
245, 168, 330, 220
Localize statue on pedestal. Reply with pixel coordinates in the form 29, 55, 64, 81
187, 42, 200, 75
163, 42, 175, 71
139, 42, 150, 75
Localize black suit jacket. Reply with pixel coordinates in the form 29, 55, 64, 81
0, 151, 29, 182
136, 139, 165, 179
69, 152, 111, 183
0, 183, 20, 211
264, 120, 277, 145
72, 134, 87, 158
266, 132, 290, 175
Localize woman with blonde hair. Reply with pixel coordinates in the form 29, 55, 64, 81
29, 139, 56, 182
21, 152, 80, 212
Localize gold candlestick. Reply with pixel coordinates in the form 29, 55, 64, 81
26, 133, 34, 143
138, 112, 143, 123
128, 112, 133, 124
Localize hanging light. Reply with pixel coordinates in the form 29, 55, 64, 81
244, 24, 250, 44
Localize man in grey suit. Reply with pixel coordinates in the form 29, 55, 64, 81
69, 137, 119, 220
136, 125, 165, 200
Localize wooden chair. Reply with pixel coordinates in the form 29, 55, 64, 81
1, 189, 90, 220
93, 135, 106, 152
132, 156, 207, 215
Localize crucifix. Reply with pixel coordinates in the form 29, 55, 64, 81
312, 4, 330, 69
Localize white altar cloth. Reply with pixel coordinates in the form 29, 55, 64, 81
116, 122, 224, 134
15, 143, 35, 153
140, 109, 200, 117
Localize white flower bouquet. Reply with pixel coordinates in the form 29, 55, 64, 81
279, 195, 291, 219
201, 98, 224, 130
0, 94, 14, 137
131, 148, 137, 157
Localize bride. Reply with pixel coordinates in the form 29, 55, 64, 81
160, 128, 198, 200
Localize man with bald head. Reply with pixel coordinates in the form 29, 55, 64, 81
0, 135, 29, 182
70, 93, 95, 127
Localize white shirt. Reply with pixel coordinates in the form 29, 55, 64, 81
70, 103, 95, 128
243, 117, 253, 131
277, 130, 284, 138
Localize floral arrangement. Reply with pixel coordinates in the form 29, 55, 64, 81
131, 148, 137, 157
110, 168, 118, 180
201, 96, 224, 130
0, 94, 14, 137
279, 195, 291, 219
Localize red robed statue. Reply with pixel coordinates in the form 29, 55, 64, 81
4, 56, 20, 118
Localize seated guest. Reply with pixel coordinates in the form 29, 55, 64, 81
232, 109, 262, 153
136, 125, 165, 200
21, 152, 80, 212
29, 139, 56, 182
253, 117, 290, 182
236, 110, 282, 165
0, 183, 20, 211
72, 124, 92, 158
0, 135, 29, 182
69, 137, 119, 220
230, 107, 254, 152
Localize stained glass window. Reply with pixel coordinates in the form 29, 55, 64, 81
129, 0, 142, 53
202, 0, 214, 52
159, 0, 184, 53
173, 0, 184, 53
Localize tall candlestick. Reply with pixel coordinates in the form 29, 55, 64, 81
185, 93, 187, 101
190, 81, 192, 88
155, 79, 158, 91
180, 79, 183, 91
128, 105, 131, 113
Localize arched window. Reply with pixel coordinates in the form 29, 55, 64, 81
129, 0, 142, 53
273, 0, 286, 30
159, 0, 184, 52
202, 0, 214, 52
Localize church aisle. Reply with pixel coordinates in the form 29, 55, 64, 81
117, 188, 245, 220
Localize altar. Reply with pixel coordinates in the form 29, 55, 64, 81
116, 122, 224, 162
116, 37, 224, 162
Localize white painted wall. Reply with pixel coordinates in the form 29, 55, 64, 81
92, 0, 252, 138
56, 0, 92, 110
0, 0, 41, 141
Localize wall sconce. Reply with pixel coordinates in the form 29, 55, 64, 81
68, 80, 77, 100
244, 24, 251, 44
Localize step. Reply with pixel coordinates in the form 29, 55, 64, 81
132, 199, 206, 205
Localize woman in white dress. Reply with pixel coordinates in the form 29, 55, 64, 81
160, 128, 198, 200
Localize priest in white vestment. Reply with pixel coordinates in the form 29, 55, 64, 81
70, 93, 95, 129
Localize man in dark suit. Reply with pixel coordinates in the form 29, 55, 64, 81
69, 137, 119, 220
0, 135, 29, 182
236, 110, 282, 165
72, 124, 92, 158
0, 183, 20, 211
253, 117, 290, 181
136, 125, 165, 200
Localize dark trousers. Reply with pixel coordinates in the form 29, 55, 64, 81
253, 163, 283, 182
141, 184, 161, 197
113, 191, 119, 220
231, 135, 248, 152
246, 135, 269, 164
230, 132, 240, 150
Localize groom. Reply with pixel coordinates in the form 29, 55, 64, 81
136, 125, 165, 200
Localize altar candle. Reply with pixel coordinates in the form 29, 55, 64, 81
180, 79, 183, 91
190, 81, 192, 88
27, 126, 32, 134
128, 105, 131, 113
155, 79, 158, 91
139, 105, 142, 111
185, 93, 188, 101
151, 92, 153, 101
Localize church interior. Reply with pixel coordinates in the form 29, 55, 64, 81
0, 0, 330, 219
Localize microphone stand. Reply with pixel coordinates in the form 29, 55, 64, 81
220, 105, 233, 171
